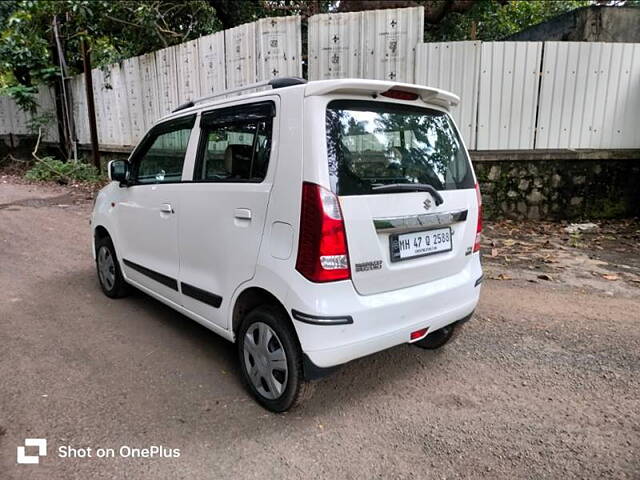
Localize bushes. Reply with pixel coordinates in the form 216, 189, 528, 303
24, 157, 104, 184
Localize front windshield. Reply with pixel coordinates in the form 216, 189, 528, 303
325, 100, 474, 195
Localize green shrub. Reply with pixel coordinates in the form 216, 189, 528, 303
24, 157, 104, 183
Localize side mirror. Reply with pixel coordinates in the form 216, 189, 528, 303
108, 160, 130, 185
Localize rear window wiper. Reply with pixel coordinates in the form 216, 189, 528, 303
370, 183, 444, 206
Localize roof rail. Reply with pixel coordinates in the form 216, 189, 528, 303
173, 77, 307, 113
269, 77, 307, 89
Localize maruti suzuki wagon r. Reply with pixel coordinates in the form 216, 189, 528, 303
91, 77, 483, 412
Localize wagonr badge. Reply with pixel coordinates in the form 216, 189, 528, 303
92, 77, 483, 412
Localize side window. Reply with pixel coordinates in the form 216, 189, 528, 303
196, 102, 274, 182
134, 117, 195, 184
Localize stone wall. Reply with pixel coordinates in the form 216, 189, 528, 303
5, 137, 640, 221
473, 151, 640, 220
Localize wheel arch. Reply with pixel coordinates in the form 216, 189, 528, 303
94, 224, 111, 243
232, 286, 294, 340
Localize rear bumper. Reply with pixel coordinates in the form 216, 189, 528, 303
302, 309, 475, 381
287, 255, 482, 369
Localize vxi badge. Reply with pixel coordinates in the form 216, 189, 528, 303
355, 260, 383, 272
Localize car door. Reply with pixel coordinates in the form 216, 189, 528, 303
178, 99, 278, 329
116, 114, 196, 305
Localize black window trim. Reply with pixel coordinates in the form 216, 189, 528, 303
128, 114, 196, 186
193, 100, 276, 184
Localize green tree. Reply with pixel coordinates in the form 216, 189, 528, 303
426, 0, 591, 41
0, 0, 222, 107
206, 0, 335, 30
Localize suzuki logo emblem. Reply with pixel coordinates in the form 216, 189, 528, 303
423, 196, 433, 211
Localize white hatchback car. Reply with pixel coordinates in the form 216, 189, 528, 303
91, 78, 483, 412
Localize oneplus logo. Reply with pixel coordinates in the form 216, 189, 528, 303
17, 438, 47, 464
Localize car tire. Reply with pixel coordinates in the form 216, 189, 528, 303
238, 305, 315, 412
95, 235, 130, 298
413, 322, 457, 350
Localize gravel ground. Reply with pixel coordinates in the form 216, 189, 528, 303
0, 179, 638, 479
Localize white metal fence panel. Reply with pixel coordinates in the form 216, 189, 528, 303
0, 96, 14, 134
36, 85, 59, 142
155, 46, 180, 117
10, 98, 29, 135
536, 42, 640, 149
122, 56, 146, 142
139, 52, 160, 130
91, 68, 109, 145
98, 66, 126, 145
69, 75, 89, 144
308, 7, 422, 82
110, 64, 132, 146
225, 23, 257, 89
414, 41, 480, 149
361, 7, 424, 82
176, 39, 201, 104
256, 16, 302, 81
308, 12, 363, 80
198, 31, 226, 95
477, 42, 542, 150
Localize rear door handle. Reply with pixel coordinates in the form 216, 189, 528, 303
160, 203, 174, 214
234, 208, 252, 220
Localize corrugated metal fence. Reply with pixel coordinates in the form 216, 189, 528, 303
536, 42, 640, 149
0, 16, 301, 148
413, 39, 639, 150
0, 7, 639, 151
309, 7, 424, 83
0, 85, 59, 142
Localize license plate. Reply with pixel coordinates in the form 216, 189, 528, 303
390, 227, 452, 262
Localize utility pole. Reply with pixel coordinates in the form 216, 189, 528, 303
81, 37, 100, 169
52, 15, 75, 160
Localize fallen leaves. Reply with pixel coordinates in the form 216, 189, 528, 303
482, 219, 640, 289
490, 273, 513, 281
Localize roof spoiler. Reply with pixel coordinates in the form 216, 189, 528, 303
304, 79, 459, 109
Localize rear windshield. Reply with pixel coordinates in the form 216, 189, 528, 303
326, 100, 474, 196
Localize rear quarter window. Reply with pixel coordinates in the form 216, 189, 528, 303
326, 100, 474, 196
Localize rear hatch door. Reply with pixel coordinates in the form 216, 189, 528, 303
325, 99, 478, 296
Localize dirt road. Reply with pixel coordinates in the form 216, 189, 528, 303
1, 180, 638, 479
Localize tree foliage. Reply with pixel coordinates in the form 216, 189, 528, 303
426, 0, 592, 41
0, 0, 222, 91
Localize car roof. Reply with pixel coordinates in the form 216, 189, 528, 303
157, 78, 459, 125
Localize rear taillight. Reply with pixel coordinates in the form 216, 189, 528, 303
473, 183, 483, 253
296, 182, 351, 282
